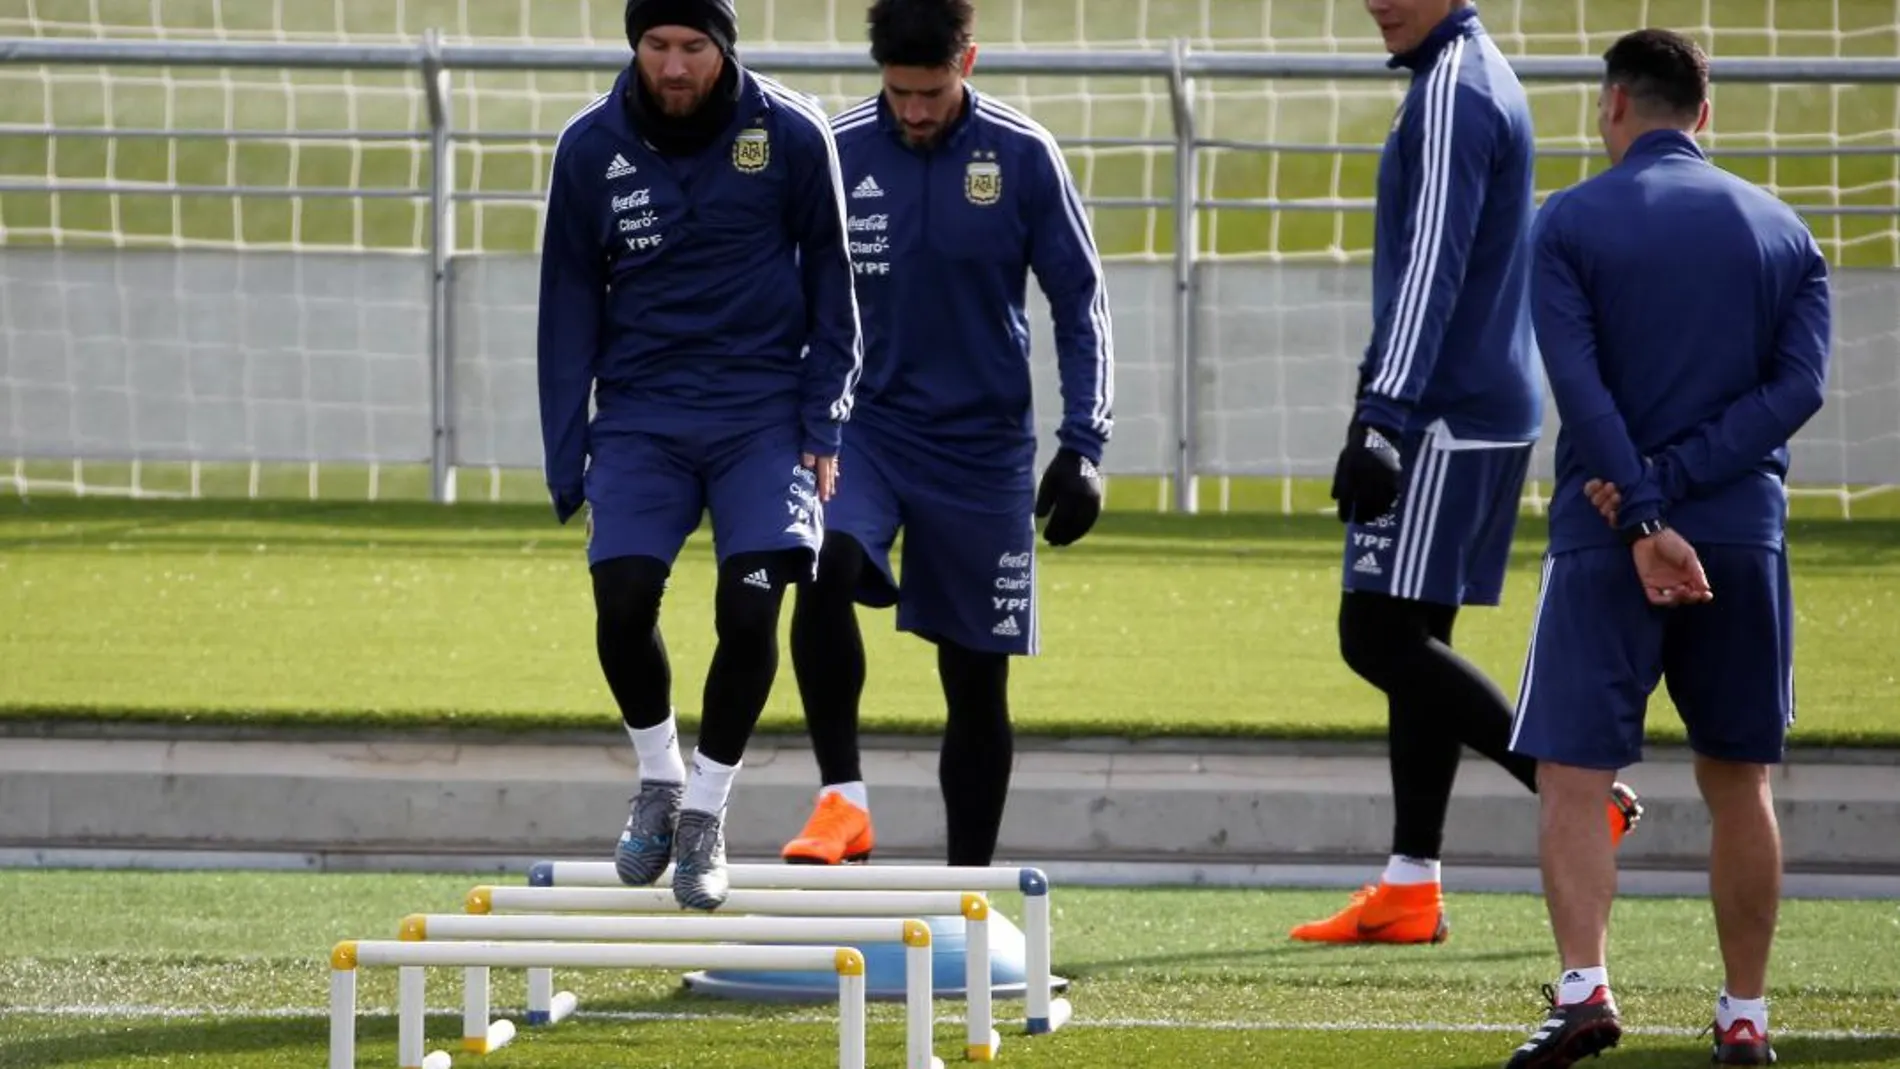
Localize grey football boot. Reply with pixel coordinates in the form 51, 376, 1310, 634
614, 780, 683, 886
671, 807, 730, 911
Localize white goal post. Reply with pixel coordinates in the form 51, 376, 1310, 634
1, 1, 1896, 515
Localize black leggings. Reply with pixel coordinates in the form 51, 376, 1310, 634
792, 534, 1016, 866
1338, 590, 1538, 860
593, 549, 801, 767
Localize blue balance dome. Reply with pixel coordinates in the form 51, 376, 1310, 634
682, 911, 1069, 1003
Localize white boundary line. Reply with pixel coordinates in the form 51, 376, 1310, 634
5, 1004, 1898, 1042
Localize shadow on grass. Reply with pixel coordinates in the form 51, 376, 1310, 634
1058, 944, 1544, 977
1444, 1036, 1900, 1069
0, 1015, 337, 1067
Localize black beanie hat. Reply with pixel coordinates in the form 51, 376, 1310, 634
625, 0, 739, 54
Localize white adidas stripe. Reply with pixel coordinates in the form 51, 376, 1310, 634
1371, 36, 1466, 401
1398, 436, 1452, 600
830, 95, 878, 132
972, 98, 1114, 437
542, 89, 613, 215
1386, 430, 1448, 601
1508, 554, 1558, 752
755, 73, 865, 421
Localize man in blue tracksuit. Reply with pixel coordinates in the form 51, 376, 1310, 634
777, 0, 1113, 871
1296, 0, 1643, 948
536, 0, 860, 910
1504, 30, 1828, 1069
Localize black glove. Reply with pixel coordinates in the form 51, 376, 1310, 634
1034, 447, 1103, 547
551, 486, 585, 525
1330, 420, 1403, 524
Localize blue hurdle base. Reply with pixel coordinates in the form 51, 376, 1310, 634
680, 912, 1069, 1004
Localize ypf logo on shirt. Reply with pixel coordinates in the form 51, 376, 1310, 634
732, 126, 769, 174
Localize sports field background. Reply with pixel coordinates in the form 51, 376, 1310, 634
0, 0, 1896, 265
1, 2, 1897, 742
7, 496, 1899, 746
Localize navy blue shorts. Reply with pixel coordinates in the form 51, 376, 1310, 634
824, 424, 1036, 656
583, 420, 821, 572
1341, 423, 1532, 607
1508, 544, 1796, 769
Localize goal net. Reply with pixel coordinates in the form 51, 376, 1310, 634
1, 0, 1894, 513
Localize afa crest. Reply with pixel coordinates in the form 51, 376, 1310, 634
965, 152, 1002, 206
733, 126, 770, 174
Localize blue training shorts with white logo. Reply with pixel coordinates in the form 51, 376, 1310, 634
1508, 543, 1796, 770
1341, 421, 1532, 607
583, 418, 822, 572
823, 423, 1036, 656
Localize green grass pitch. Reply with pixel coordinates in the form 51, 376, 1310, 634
5, 495, 1899, 745
1, 0, 1896, 266
1, 870, 1898, 1068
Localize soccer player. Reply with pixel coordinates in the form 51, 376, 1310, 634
536, 0, 860, 910
1292, 0, 1644, 946
777, 0, 1113, 868
1503, 29, 1828, 1068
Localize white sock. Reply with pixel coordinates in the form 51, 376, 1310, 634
626, 715, 685, 784
819, 781, 869, 811
681, 749, 740, 815
1716, 989, 1767, 1033
1557, 965, 1611, 1006
1381, 854, 1441, 886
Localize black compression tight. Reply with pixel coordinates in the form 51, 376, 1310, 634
693, 549, 805, 767
790, 535, 870, 785
938, 641, 1013, 867
591, 555, 673, 731
1338, 591, 1538, 860
791, 534, 1015, 866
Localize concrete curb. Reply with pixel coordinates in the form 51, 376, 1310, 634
4, 728, 1896, 879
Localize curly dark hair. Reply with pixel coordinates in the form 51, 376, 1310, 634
1603, 28, 1710, 121
867, 0, 974, 68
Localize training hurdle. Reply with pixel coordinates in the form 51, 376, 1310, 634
328, 939, 866, 1069
529, 861, 1074, 1036
399, 913, 943, 1069
468, 885, 1004, 1060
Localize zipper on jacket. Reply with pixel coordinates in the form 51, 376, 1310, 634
920, 148, 932, 240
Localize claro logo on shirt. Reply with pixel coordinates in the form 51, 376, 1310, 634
612, 188, 664, 251
848, 212, 890, 275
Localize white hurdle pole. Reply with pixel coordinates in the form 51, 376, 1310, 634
469, 885, 997, 1058
329, 939, 867, 1069
529, 861, 1073, 1035
402, 914, 942, 1069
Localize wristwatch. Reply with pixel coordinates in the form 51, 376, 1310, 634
1621, 517, 1668, 545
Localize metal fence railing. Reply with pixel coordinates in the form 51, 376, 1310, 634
4, 37, 1898, 510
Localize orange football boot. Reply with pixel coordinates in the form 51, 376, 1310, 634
780, 791, 875, 865
1292, 785, 1644, 944
1608, 781, 1644, 847
1289, 879, 1447, 944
